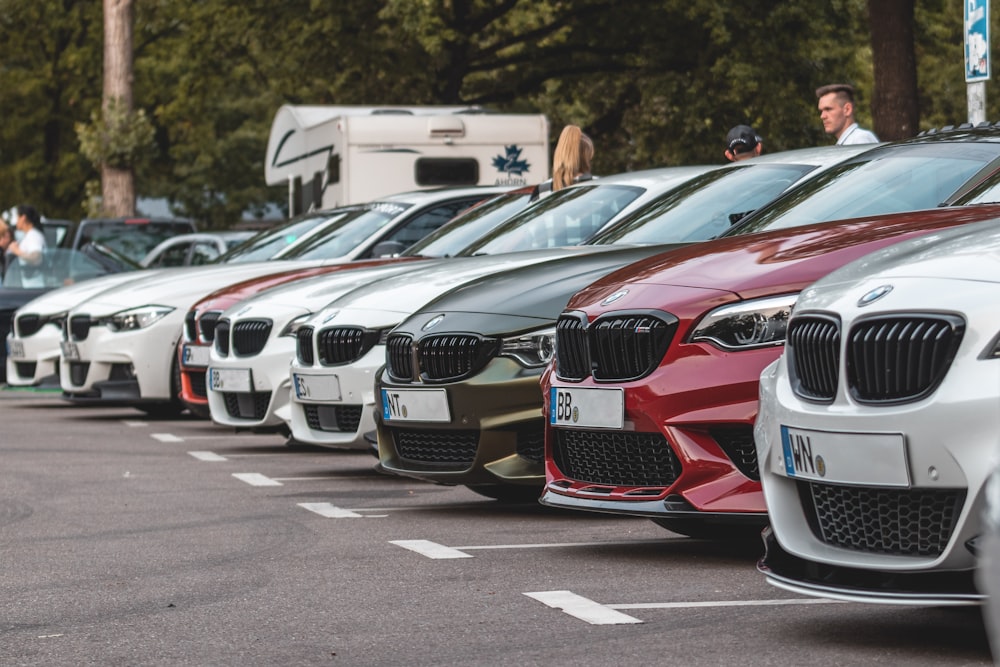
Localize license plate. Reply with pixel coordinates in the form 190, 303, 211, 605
292, 372, 342, 402
381, 388, 450, 422
182, 343, 210, 367
7, 339, 25, 359
60, 341, 80, 361
209, 367, 252, 393
549, 386, 624, 429
779, 425, 909, 487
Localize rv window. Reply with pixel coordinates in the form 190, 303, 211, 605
415, 158, 479, 186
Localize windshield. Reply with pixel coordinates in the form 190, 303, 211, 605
950, 166, 1000, 204
591, 163, 815, 245
403, 190, 534, 257
75, 220, 196, 262
1, 247, 138, 290
279, 202, 411, 260
217, 211, 353, 263
457, 184, 644, 255
726, 143, 1000, 235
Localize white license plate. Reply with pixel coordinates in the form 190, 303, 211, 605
182, 343, 210, 368
549, 386, 624, 429
60, 341, 80, 361
292, 372, 342, 402
381, 388, 451, 422
779, 425, 909, 487
209, 367, 252, 393
7, 339, 25, 359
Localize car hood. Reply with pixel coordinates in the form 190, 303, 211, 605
568, 204, 1000, 309
8, 269, 172, 316
391, 244, 691, 336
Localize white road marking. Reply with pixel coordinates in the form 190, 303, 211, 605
389, 540, 473, 559
456, 539, 670, 550
298, 503, 365, 518
188, 451, 228, 462
612, 598, 844, 610
232, 473, 282, 487
272, 476, 345, 482
151, 433, 184, 442
525, 591, 642, 625
121, 420, 147, 427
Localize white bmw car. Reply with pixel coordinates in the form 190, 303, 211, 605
58, 187, 506, 415
755, 219, 1000, 605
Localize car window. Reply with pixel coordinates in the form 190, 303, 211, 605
1, 247, 137, 289
404, 191, 534, 257
75, 220, 196, 262
950, 166, 1000, 204
727, 144, 1000, 235
148, 242, 191, 267
191, 241, 222, 265
280, 203, 411, 261
591, 163, 815, 245
458, 184, 644, 255
372, 197, 482, 254
218, 212, 353, 263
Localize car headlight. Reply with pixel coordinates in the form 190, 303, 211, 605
689, 294, 797, 350
105, 305, 175, 332
500, 327, 555, 367
279, 313, 314, 338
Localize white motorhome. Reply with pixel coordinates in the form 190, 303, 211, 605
264, 105, 550, 213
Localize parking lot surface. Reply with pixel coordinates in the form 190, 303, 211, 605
0, 389, 992, 665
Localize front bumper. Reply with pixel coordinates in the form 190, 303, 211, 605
6, 326, 63, 387
206, 337, 296, 431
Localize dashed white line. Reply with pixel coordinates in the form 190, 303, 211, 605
298, 503, 365, 518
188, 451, 228, 462
612, 598, 844, 610
121, 420, 147, 427
232, 473, 283, 487
456, 539, 670, 551
389, 540, 473, 559
151, 433, 184, 442
525, 591, 642, 625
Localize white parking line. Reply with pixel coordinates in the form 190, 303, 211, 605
525, 591, 642, 625
232, 473, 283, 487
298, 503, 365, 518
188, 451, 228, 462
121, 420, 147, 427
151, 433, 184, 442
613, 598, 844, 610
389, 540, 473, 559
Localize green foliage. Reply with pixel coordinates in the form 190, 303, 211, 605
75, 98, 156, 170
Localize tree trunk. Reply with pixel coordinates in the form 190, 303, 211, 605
102, 0, 135, 216
868, 0, 919, 140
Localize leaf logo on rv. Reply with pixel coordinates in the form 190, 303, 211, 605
492, 145, 531, 176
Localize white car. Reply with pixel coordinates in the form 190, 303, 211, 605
139, 231, 256, 267
755, 219, 1000, 605
57, 188, 506, 415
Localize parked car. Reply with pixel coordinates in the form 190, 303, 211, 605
5, 208, 357, 389
140, 231, 256, 268
56, 187, 507, 415
539, 126, 1000, 533
755, 220, 1000, 604
61, 217, 198, 263
203, 166, 716, 436
981, 459, 1000, 658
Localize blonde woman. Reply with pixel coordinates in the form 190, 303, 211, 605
536, 124, 594, 197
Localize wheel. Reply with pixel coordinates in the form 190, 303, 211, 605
466, 484, 542, 503
651, 517, 765, 541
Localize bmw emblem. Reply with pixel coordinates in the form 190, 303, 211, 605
857, 284, 893, 307
322, 310, 340, 324
235, 305, 252, 317
422, 314, 445, 331
601, 289, 629, 306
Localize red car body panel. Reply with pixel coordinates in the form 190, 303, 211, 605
541, 204, 1000, 520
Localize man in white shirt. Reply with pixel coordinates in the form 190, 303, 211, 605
7, 204, 47, 287
816, 83, 879, 145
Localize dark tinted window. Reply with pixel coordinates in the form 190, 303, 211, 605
415, 158, 479, 186
280, 204, 408, 260
375, 197, 482, 251
76, 220, 196, 262
404, 191, 534, 257
218, 212, 353, 263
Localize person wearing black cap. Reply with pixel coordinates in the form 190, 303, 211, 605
724, 125, 763, 162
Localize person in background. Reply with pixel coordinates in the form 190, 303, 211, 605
816, 83, 879, 145
7, 204, 46, 286
724, 125, 763, 162
536, 124, 595, 197
0, 219, 12, 281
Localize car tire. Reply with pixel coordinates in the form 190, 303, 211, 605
650, 517, 764, 541
466, 484, 542, 504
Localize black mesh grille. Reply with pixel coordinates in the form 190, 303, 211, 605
232, 319, 272, 357
554, 310, 677, 383
296, 326, 315, 366
391, 428, 479, 465
788, 315, 841, 401
16, 314, 41, 338
555, 314, 589, 380
711, 428, 759, 480
214, 321, 231, 357
846, 315, 964, 404
318, 327, 378, 365
189, 370, 207, 399
516, 425, 545, 463
386, 334, 413, 381
69, 362, 89, 386
802, 481, 964, 556
418, 334, 497, 382
222, 391, 271, 420
184, 310, 197, 340
199, 311, 222, 343
303, 404, 363, 432
552, 429, 682, 486
70, 315, 91, 341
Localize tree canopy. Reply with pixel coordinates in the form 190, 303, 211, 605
0, 0, 986, 226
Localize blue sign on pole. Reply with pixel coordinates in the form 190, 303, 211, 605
966, 0, 990, 82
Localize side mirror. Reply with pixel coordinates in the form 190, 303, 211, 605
371, 240, 407, 257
